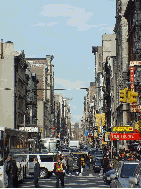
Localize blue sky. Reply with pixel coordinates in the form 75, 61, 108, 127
0, 0, 116, 123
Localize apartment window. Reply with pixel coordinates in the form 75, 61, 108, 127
99, 62, 101, 66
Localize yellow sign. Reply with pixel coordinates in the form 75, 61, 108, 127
105, 132, 111, 141
102, 141, 107, 145
113, 127, 133, 132
95, 114, 101, 127
95, 113, 105, 126
94, 131, 97, 137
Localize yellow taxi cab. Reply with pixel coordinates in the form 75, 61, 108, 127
72, 152, 86, 167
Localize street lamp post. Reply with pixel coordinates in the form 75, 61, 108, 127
117, 137, 119, 155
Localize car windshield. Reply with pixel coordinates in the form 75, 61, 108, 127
120, 163, 138, 178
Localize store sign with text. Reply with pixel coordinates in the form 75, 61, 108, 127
111, 133, 141, 140
113, 127, 133, 132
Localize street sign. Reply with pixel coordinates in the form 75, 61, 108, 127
85, 130, 90, 136
113, 126, 133, 132
19, 126, 39, 132
130, 61, 141, 66
111, 133, 141, 140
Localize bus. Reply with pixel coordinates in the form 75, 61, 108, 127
39, 138, 60, 153
0, 127, 28, 188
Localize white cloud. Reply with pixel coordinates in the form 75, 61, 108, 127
39, 4, 107, 31
47, 22, 58, 26
73, 115, 82, 121
30, 22, 45, 27
99, 26, 114, 33
54, 78, 86, 89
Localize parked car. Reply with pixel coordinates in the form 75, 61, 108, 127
13, 153, 57, 178
110, 161, 141, 188
103, 169, 115, 184
103, 161, 122, 184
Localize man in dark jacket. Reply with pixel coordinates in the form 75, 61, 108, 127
77, 155, 81, 174
33, 158, 40, 188
103, 156, 109, 174
6, 155, 18, 188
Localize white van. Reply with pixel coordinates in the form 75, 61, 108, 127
13, 153, 57, 178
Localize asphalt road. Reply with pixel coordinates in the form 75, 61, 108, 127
18, 167, 110, 188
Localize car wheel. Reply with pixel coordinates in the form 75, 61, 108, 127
40, 168, 48, 178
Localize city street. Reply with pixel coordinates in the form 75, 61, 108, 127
19, 169, 109, 188
0, 0, 141, 188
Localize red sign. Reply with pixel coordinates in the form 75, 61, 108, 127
111, 133, 141, 140
129, 66, 135, 90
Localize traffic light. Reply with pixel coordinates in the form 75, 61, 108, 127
120, 88, 128, 103
139, 120, 141, 132
127, 90, 131, 103
130, 91, 138, 103
127, 90, 138, 103
135, 121, 140, 132
102, 113, 105, 126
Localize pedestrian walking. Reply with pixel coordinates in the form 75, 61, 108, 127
33, 158, 40, 188
77, 155, 81, 174
6, 154, 18, 188
85, 155, 90, 171
113, 156, 118, 169
54, 157, 65, 188
62, 156, 67, 171
103, 156, 109, 174
68, 157, 73, 175
88, 153, 92, 166
13, 160, 18, 188
65, 156, 69, 175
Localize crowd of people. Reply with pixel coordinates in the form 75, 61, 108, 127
53, 153, 91, 188
102, 144, 141, 171
6, 143, 141, 188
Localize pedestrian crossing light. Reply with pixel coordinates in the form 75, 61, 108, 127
120, 88, 128, 103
